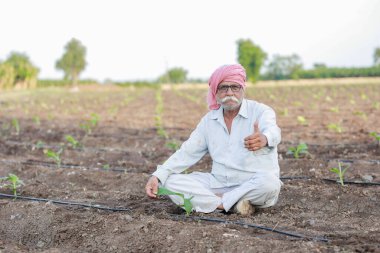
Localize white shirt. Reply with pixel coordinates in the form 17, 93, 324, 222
152, 99, 281, 188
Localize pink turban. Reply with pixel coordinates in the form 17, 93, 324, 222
207, 64, 247, 110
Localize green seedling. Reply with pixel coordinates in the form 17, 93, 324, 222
33, 140, 45, 150
287, 143, 309, 159
102, 164, 110, 171
11, 118, 20, 135
80, 122, 92, 135
360, 93, 368, 100
157, 127, 169, 139
279, 108, 288, 117
157, 187, 194, 215
33, 116, 40, 125
330, 162, 348, 186
65, 135, 81, 148
297, 116, 307, 125
293, 101, 302, 107
327, 123, 343, 133
353, 111, 367, 120
44, 147, 63, 168
369, 132, 380, 145
90, 113, 99, 126
0, 173, 24, 198
80, 113, 100, 135
329, 107, 339, 113
373, 102, 380, 110
165, 140, 181, 151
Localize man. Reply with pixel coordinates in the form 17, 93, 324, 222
145, 64, 282, 215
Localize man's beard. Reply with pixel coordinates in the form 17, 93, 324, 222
216, 96, 243, 111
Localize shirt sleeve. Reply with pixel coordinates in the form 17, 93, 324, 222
152, 117, 208, 185
259, 106, 281, 148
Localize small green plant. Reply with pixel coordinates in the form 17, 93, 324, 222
329, 107, 339, 113
65, 135, 81, 148
293, 101, 302, 107
297, 116, 307, 125
330, 162, 348, 186
102, 164, 110, 171
373, 101, 380, 110
369, 132, 380, 145
353, 111, 367, 120
0, 173, 24, 198
157, 187, 194, 215
32, 140, 45, 151
327, 123, 343, 133
11, 118, 20, 135
44, 147, 63, 168
156, 125, 169, 139
33, 116, 40, 125
287, 143, 309, 159
279, 108, 288, 117
80, 113, 100, 135
165, 140, 181, 151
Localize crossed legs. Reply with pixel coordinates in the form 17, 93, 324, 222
162, 172, 282, 213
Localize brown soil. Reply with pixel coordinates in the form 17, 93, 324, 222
0, 83, 379, 252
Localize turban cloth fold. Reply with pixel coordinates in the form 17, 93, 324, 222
207, 64, 246, 110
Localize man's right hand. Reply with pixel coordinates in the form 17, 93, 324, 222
145, 176, 159, 198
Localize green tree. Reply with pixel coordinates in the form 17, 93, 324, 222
0, 62, 16, 90
237, 39, 267, 83
56, 38, 87, 86
264, 54, 303, 80
374, 47, 380, 66
4, 52, 39, 88
158, 67, 188, 84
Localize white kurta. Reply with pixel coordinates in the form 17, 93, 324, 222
152, 99, 282, 213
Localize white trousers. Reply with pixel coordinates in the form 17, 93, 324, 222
162, 172, 282, 213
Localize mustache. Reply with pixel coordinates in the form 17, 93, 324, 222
220, 96, 239, 103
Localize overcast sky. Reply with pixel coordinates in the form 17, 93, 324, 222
1, 0, 379, 81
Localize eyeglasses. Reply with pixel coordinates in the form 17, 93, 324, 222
217, 85, 242, 93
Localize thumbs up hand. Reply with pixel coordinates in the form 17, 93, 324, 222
244, 121, 268, 151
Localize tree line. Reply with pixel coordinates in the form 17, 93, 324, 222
1, 38, 380, 89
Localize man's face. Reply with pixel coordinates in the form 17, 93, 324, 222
216, 82, 244, 111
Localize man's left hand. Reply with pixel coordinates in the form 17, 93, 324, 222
244, 122, 268, 151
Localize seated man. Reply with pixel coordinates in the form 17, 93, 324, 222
145, 64, 282, 215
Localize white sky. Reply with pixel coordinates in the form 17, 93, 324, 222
1, 0, 380, 82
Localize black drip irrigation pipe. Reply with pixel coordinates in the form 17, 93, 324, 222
4, 140, 136, 154
0, 193, 329, 243
0, 193, 131, 212
326, 158, 380, 165
168, 214, 329, 243
281, 176, 380, 186
280, 176, 311, 180
322, 178, 380, 185
0, 159, 128, 173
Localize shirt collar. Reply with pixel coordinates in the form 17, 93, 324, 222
209, 99, 248, 120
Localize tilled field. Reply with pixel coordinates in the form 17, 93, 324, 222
0, 83, 379, 252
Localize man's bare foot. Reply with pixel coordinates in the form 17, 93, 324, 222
234, 199, 255, 216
